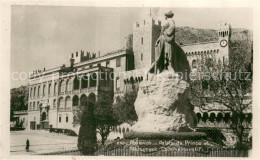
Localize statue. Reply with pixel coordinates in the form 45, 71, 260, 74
148, 11, 190, 81
131, 10, 196, 132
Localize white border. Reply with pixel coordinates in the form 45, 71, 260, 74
1, 0, 260, 160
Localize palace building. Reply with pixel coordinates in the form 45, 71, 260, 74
27, 15, 249, 140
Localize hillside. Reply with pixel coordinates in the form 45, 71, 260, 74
175, 27, 253, 45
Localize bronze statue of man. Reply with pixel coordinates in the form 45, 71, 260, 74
149, 10, 190, 81
155, 10, 176, 73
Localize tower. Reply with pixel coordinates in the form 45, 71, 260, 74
217, 23, 231, 65
133, 17, 161, 69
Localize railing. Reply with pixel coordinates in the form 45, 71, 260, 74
72, 89, 80, 94
37, 145, 249, 157
58, 108, 72, 112
66, 91, 72, 94
80, 88, 88, 93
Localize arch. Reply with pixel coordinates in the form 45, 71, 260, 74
216, 112, 223, 122
38, 86, 40, 96
34, 87, 36, 97
41, 112, 47, 121
192, 59, 197, 68
81, 74, 88, 89
58, 97, 64, 108
48, 83, 52, 95
209, 112, 216, 122
66, 79, 70, 91
89, 73, 97, 87
54, 82, 57, 94
60, 80, 66, 92
196, 113, 202, 122
135, 77, 138, 82
65, 96, 72, 108
42, 85, 46, 96
53, 99, 56, 108
202, 112, 208, 122
224, 113, 231, 123
30, 88, 33, 97
119, 127, 121, 134
88, 93, 96, 103
80, 94, 87, 106
73, 76, 80, 90
126, 128, 130, 132
122, 127, 125, 133
72, 95, 79, 107
124, 80, 127, 84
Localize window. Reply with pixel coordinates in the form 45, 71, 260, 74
76, 52, 78, 57
141, 53, 143, 61
37, 101, 39, 110
192, 59, 197, 68
66, 116, 69, 123
116, 77, 120, 90
53, 99, 56, 108
106, 61, 110, 67
97, 63, 101, 67
116, 58, 121, 67
48, 84, 51, 95
54, 83, 57, 94
89, 65, 93, 68
43, 85, 46, 96
33, 102, 35, 110
38, 86, 40, 96
141, 37, 143, 45
71, 53, 74, 58
59, 116, 61, 123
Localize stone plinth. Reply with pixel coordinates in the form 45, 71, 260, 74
132, 71, 197, 132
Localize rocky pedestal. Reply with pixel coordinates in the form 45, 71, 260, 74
132, 71, 197, 132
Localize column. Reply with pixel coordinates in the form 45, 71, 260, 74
96, 71, 99, 91
88, 74, 90, 88
79, 76, 82, 90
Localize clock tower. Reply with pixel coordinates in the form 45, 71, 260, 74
217, 23, 231, 65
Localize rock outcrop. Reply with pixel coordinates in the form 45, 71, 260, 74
132, 71, 197, 132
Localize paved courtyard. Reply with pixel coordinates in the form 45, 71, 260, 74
10, 130, 78, 155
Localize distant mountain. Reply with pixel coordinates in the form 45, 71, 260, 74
175, 27, 253, 45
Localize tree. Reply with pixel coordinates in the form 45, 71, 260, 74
94, 92, 119, 145
77, 93, 97, 155
190, 40, 253, 148
113, 88, 138, 125
10, 85, 28, 121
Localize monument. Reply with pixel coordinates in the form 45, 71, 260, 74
131, 10, 196, 132
118, 11, 217, 155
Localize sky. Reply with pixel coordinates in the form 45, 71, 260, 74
11, 6, 253, 88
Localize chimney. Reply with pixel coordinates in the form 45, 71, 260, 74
70, 58, 75, 69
